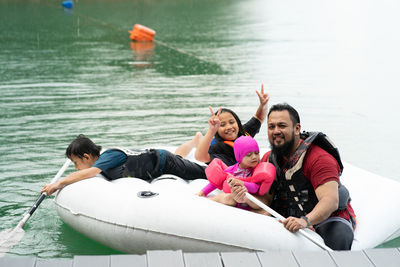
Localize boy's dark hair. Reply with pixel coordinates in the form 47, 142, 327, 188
268, 103, 300, 125
65, 134, 102, 159
214, 108, 246, 141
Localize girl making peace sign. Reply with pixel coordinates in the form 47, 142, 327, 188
195, 84, 270, 166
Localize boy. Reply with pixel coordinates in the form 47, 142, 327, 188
41, 134, 206, 195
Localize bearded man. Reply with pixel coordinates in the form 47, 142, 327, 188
230, 103, 356, 250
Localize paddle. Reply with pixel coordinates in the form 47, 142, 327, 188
0, 159, 71, 256
245, 192, 333, 252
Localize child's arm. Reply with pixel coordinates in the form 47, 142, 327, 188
41, 167, 101, 196
41, 150, 127, 196
244, 182, 260, 194
229, 179, 271, 210
254, 84, 270, 123
198, 183, 217, 196
228, 178, 259, 194
195, 107, 221, 163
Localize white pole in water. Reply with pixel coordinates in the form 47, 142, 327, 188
245, 193, 333, 252
17, 158, 71, 228
0, 159, 71, 256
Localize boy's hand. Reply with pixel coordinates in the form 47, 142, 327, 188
41, 182, 62, 196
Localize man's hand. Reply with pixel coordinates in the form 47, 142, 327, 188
281, 216, 309, 232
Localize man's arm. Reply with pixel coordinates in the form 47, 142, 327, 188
41, 167, 101, 196
282, 181, 339, 232
307, 180, 339, 224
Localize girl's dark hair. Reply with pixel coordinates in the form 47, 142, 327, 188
214, 108, 246, 141
65, 134, 102, 159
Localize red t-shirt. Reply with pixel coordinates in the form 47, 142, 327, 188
261, 144, 355, 222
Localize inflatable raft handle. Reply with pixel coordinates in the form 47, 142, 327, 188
245, 193, 333, 252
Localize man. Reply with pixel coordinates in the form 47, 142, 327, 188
41, 134, 206, 196
230, 103, 356, 250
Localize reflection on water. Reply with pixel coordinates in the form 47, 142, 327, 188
127, 39, 226, 75
152, 41, 227, 76
129, 41, 154, 68
1, 0, 400, 258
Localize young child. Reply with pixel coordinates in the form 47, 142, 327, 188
198, 136, 275, 208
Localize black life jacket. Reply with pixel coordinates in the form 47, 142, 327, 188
268, 131, 350, 218
208, 133, 250, 166
101, 148, 162, 181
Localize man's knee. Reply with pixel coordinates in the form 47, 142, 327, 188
324, 229, 353, 250
316, 221, 354, 250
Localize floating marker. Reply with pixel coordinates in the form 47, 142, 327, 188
129, 24, 156, 42
62, 1, 74, 9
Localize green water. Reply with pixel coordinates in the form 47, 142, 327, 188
1, 0, 399, 258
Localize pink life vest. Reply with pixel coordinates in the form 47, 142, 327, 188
205, 158, 276, 195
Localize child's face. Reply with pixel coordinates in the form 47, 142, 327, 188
239, 151, 260, 169
217, 112, 239, 141
70, 154, 96, 170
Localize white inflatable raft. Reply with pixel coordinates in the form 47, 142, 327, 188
54, 160, 400, 253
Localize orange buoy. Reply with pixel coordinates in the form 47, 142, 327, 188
129, 24, 156, 42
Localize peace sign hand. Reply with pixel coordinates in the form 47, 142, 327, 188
256, 83, 269, 107
208, 106, 221, 134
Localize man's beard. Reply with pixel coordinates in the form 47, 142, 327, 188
270, 133, 295, 160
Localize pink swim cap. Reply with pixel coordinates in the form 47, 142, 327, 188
233, 136, 259, 163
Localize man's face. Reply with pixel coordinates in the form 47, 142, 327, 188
267, 110, 300, 157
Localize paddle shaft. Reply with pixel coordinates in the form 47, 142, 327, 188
16, 159, 71, 229
245, 192, 333, 252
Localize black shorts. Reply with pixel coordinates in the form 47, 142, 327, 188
105, 149, 206, 181
160, 149, 206, 180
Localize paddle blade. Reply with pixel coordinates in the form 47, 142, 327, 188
0, 227, 25, 257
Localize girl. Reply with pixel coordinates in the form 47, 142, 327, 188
198, 136, 275, 208
195, 85, 269, 166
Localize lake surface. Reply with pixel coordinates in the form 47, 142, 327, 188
1, 0, 399, 258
